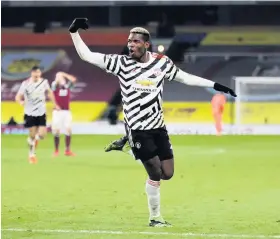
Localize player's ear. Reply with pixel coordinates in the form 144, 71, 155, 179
145, 41, 150, 50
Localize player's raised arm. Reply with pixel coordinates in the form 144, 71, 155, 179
55, 72, 77, 89
58, 72, 77, 83
69, 18, 121, 76
165, 59, 236, 97
69, 18, 106, 69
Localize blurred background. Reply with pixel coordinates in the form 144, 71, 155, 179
2, 0, 280, 135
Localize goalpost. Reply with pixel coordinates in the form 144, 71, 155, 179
234, 77, 280, 127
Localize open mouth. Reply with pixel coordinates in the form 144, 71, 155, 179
129, 49, 135, 55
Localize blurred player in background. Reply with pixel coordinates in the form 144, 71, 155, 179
15, 66, 60, 164
51, 72, 77, 156
211, 93, 226, 136
69, 18, 236, 227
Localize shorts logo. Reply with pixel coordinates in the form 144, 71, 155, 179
135, 142, 141, 149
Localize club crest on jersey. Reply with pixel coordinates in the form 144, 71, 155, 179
153, 68, 162, 77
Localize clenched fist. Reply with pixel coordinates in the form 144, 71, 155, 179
69, 18, 89, 33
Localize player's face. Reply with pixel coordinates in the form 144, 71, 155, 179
31, 69, 42, 80
59, 77, 66, 85
127, 33, 149, 60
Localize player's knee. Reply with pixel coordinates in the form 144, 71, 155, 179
29, 134, 36, 140
149, 172, 162, 181
161, 170, 174, 180
66, 128, 71, 135
29, 131, 36, 138
39, 130, 47, 139
53, 129, 60, 135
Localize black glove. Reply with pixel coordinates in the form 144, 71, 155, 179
214, 83, 237, 97
69, 18, 89, 33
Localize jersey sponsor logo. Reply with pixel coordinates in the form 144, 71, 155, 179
135, 79, 156, 87
58, 89, 69, 97
132, 79, 157, 93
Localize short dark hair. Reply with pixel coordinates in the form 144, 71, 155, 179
31, 66, 41, 71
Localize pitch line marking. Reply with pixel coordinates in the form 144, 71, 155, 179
2, 228, 280, 238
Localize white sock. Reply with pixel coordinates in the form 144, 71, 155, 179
27, 137, 35, 156
146, 179, 161, 220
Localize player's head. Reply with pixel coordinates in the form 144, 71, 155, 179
55, 72, 66, 85
31, 66, 42, 80
127, 27, 150, 60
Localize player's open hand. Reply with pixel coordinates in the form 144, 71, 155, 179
69, 18, 89, 33
214, 83, 237, 97
19, 100, 25, 106
54, 104, 61, 110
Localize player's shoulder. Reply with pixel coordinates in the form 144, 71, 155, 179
41, 78, 50, 88
42, 78, 50, 84
51, 80, 57, 87
21, 78, 31, 87
150, 52, 172, 62
151, 52, 167, 59
23, 78, 31, 83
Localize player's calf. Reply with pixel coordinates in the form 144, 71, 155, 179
64, 128, 75, 156
27, 127, 37, 163
37, 126, 47, 139
142, 156, 172, 226
34, 126, 47, 148
53, 130, 60, 156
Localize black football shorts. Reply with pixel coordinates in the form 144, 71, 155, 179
24, 114, 47, 128
126, 126, 174, 162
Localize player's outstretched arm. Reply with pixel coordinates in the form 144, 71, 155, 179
174, 69, 237, 97
69, 18, 106, 69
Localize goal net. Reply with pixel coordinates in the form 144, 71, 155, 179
234, 77, 280, 126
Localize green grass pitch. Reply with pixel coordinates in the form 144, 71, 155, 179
2, 135, 280, 239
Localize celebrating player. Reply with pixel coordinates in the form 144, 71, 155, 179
211, 93, 226, 136
69, 18, 236, 227
15, 66, 60, 164
51, 72, 77, 156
